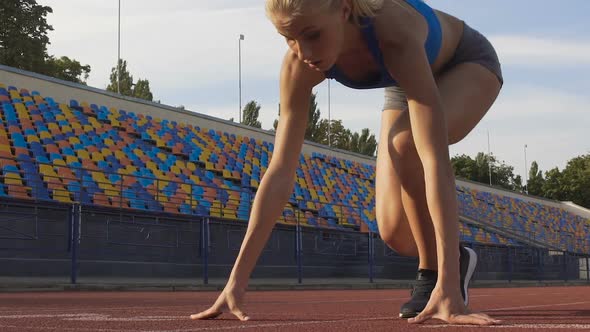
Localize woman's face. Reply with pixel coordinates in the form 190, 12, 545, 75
270, 2, 351, 72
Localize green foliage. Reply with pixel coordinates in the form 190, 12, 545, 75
316, 119, 377, 156
350, 128, 378, 156
527, 161, 544, 196
542, 167, 564, 201
133, 79, 153, 101
550, 154, 590, 207
0, 1, 91, 84
305, 93, 322, 141
0, 0, 51, 71
451, 152, 522, 191
44, 56, 90, 84
453, 153, 590, 208
241, 101, 262, 128
106, 59, 153, 101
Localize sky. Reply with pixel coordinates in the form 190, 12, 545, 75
39, 0, 590, 179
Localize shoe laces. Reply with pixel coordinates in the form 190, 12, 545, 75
410, 279, 436, 297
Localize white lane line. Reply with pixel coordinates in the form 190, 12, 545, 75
484, 300, 590, 312
0, 316, 396, 332
145, 316, 396, 332
0, 313, 192, 321
0, 324, 141, 332
0, 314, 105, 319
422, 324, 590, 329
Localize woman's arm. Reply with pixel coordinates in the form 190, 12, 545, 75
382, 40, 460, 286
227, 51, 325, 289
191, 51, 323, 321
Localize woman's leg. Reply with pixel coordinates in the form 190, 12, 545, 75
376, 62, 502, 268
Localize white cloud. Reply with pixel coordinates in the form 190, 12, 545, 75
489, 84, 590, 117
43, 1, 285, 91
491, 35, 590, 66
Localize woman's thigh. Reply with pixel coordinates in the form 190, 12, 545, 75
436, 62, 502, 144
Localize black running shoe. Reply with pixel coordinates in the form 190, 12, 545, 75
399, 269, 437, 318
459, 246, 477, 306
399, 246, 478, 318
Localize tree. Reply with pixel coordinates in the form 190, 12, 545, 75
106, 59, 153, 101
241, 101, 262, 128
305, 92, 323, 141
272, 92, 322, 139
44, 56, 90, 84
0, 1, 91, 84
542, 167, 564, 201
527, 161, 545, 196
133, 79, 153, 101
271, 94, 377, 156
344, 127, 377, 156
0, 0, 51, 71
451, 152, 522, 191
107, 59, 133, 96
559, 154, 590, 208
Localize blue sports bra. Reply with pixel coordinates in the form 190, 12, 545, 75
324, 0, 442, 89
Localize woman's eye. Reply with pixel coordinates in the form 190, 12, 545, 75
305, 32, 320, 40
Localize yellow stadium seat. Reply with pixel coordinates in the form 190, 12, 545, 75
53, 188, 72, 203
4, 173, 23, 185
39, 131, 52, 140
91, 152, 104, 161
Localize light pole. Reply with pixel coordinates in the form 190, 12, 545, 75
239, 34, 244, 123
328, 80, 331, 147
487, 130, 492, 186
117, 0, 121, 94
524, 144, 529, 195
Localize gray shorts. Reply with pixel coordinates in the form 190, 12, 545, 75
383, 21, 503, 111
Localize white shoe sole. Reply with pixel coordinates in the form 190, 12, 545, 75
463, 247, 477, 307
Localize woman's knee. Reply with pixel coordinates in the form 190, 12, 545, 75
389, 130, 424, 180
375, 215, 418, 257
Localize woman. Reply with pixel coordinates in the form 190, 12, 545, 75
191, 0, 503, 325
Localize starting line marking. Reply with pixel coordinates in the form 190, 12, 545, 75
485, 300, 590, 311
3, 313, 590, 331
423, 324, 590, 329
0, 316, 396, 332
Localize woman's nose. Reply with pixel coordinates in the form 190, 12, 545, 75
296, 41, 313, 62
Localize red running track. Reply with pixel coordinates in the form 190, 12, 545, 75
1, 286, 590, 331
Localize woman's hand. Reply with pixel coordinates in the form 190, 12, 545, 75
408, 284, 501, 325
190, 284, 250, 321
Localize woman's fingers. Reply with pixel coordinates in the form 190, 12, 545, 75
407, 311, 433, 324
450, 313, 501, 326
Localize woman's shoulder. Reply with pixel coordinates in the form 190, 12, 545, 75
372, 0, 431, 48
280, 50, 325, 89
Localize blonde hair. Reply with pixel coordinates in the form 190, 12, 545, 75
265, 0, 385, 25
